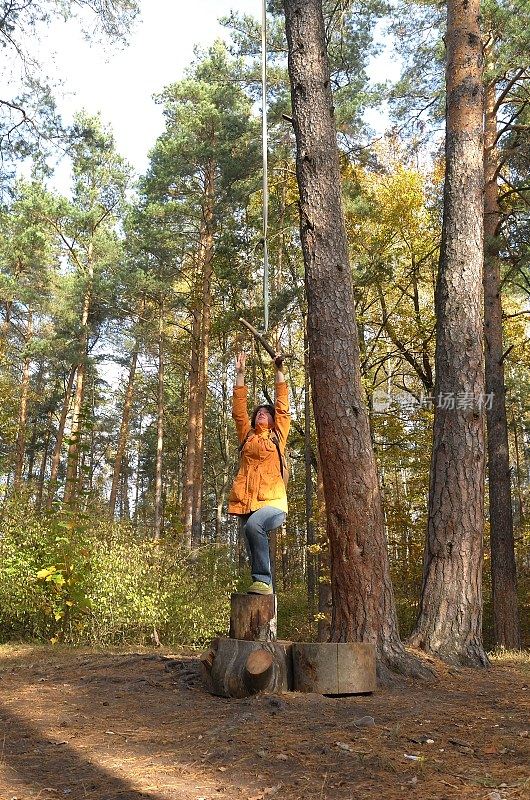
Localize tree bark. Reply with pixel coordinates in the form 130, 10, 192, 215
483, 80, 521, 650
409, 0, 488, 666
292, 642, 376, 694
207, 638, 293, 698
26, 365, 45, 484
46, 366, 76, 509
26, 416, 39, 483
109, 343, 139, 516
316, 460, 332, 642
153, 307, 165, 541
63, 333, 88, 505
283, 0, 413, 676
511, 410, 525, 527
35, 415, 52, 513
63, 246, 93, 506
133, 412, 143, 526
13, 310, 33, 490
181, 307, 200, 545
229, 593, 277, 641
191, 163, 215, 548
304, 323, 317, 618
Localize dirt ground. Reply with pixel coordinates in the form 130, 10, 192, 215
0, 645, 528, 800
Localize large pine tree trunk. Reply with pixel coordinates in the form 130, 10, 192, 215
153, 308, 165, 541
13, 311, 33, 490
46, 366, 76, 509
283, 0, 414, 675
409, 0, 488, 666
109, 344, 139, 516
483, 80, 521, 649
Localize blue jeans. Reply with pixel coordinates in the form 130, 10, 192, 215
240, 506, 286, 586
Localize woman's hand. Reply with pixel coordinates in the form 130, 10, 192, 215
273, 352, 285, 383
235, 352, 246, 386
236, 352, 246, 374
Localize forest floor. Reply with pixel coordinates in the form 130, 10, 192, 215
0, 644, 528, 800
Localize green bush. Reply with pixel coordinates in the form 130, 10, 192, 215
0, 500, 238, 648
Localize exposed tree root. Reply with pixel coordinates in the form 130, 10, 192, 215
407, 633, 490, 669
376, 643, 438, 687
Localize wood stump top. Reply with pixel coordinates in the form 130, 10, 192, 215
229, 592, 277, 641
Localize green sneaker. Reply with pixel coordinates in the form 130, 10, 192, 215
247, 581, 273, 595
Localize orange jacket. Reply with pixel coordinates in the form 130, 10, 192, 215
228, 381, 290, 515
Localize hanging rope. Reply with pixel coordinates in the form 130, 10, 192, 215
261, 0, 269, 332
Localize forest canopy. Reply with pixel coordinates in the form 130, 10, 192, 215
0, 0, 528, 658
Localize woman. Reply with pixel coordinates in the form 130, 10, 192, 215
228, 351, 290, 594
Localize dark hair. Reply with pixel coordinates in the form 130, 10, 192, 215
251, 404, 275, 428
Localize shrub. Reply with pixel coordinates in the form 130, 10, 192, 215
0, 500, 238, 648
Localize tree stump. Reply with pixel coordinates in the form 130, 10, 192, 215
229, 593, 277, 641
207, 637, 293, 698
292, 642, 376, 694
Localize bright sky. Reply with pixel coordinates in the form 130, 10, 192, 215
35, 1, 394, 182
42, 1, 268, 177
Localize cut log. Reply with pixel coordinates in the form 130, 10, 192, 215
200, 637, 220, 674
245, 649, 274, 692
207, 637, 293, 697
229, 593, 277, 641
292, 642, 376, 694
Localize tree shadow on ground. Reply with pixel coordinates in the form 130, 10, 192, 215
0, 700, 169, 799
0, 646, 528, 800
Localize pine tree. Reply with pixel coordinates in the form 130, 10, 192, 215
283, 0, 428, 677
409, 0, 488, 666
143, 41, 260, 547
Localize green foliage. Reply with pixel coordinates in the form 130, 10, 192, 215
0, 1, 139, 181
0, 500, 239, 648
277, 583, 313, 642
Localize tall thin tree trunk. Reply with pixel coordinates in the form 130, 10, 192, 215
64, 249, 93, 506
191, 164, 215, 547
316, 461, 332, 642
46, 366, 76, 510
283, 0, 413, 676
13, 311, 33, 490
304, 322, 316, 618
133, 412, 143, 526
215, 349, 231, 543
511, 411, 525, 526
483, 80, 521, 649
35, 416, 52, 513
109, 344, 139, 516
182, 309, 200, 546
409, 0, 488, 666
63, 336, 88, 505
120, 453, 131, 520
154, 307, 165, 540
26, 365, 45, 482
26, 417, 39, 482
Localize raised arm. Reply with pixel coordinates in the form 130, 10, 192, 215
232, 352, 251, 443
273, 353, 290, 447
